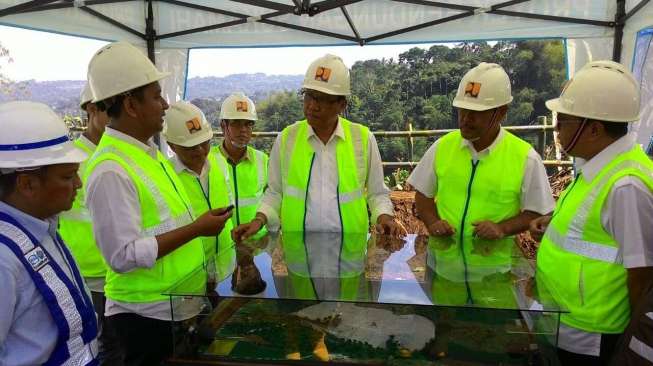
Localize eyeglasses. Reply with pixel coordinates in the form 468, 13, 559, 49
227, 120, 255, 129
302, 90, 341, 105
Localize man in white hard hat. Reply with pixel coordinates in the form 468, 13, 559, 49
0, 101, 98, 365
531, 60, 653, 364
408, 62, 554, 259
84, 41, 232, 365
233, 54, 405, 240
216, 92, 269, 239
163, 101, 235, 280
59, 82, 122, 365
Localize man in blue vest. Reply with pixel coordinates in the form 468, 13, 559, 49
0, 101, 99, 365
532, 60, 653, 364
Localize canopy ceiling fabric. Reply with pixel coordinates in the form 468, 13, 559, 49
1, 0, 652, 143
0, 0, 648, 49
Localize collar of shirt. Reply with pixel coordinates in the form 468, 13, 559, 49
105, 127, 159, 159
306, 117, 346, 145
77, 134, 97, 151
576, 133, 637, 182
170, 154, 209, 178
219, 142, 251, 165
459, 127, 506, 160
0, 201, 53, 244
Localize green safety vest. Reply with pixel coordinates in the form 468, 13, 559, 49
175, 152, 235, 277
85, 134, 206, 303
427, 235, 516, 308
429, 131, 532, 307
216, 146, 268, 237
281, 231, 369, 301
536, 144, 653, 334
280, 118, 370, 232
59, 138, 107, 279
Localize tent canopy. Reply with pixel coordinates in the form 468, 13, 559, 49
1, 0, 652, 145
0, 1, 649, 55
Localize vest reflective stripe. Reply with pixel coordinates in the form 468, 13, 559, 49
85, 134, 205, 303
629, 336, 653, 362
176, 152, 234, 262
280, 118, 370, 233
97, 146, 193, 237
0, 214, 98, 365
536, 144, 653, 333
543, 225, 620, 264
59, 138, 106, 279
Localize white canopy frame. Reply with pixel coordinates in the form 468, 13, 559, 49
1, 0, 652, 142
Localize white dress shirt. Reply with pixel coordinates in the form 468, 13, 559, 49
259, 119, 394, 232
557, 133, 653, 356
86, 128, 198, 321
407, 128, 556, 215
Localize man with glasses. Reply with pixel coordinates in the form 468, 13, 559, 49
532, 61, 653, 364
163, 101, 234, 276
407, 62, 553, 275
233, 54, 405, 240
216, 92, 269, 239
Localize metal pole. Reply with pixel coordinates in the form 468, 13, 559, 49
613, 0, 626, 62
145, 0, 160, 147
146, 0, 156, 63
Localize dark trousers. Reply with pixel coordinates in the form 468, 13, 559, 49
91, 291, 124, 366
108, 313, 175, 366
558, 333, 622, 366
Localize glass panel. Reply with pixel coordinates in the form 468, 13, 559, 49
165, 232, 564, 365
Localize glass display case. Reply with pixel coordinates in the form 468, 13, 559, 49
163, 232, 566, 365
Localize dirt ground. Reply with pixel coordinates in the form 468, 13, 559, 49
390, 168, 573, 259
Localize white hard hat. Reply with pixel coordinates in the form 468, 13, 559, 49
163, 101, 213, 147
87, 41, 170, 102
453, 62, 513, 111
79, 82, 93, 110
302, 54, 350, 96
546, 60, 640, 123
219, 92, 257, 121
0, 101, 87, 170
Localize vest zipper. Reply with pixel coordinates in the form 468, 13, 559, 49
231, 164, 240, 226
302, 154, 316, 235
197, 177, 211, 209
460, 159, 480, 305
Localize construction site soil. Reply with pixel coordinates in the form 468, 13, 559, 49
390, 168, 573, 259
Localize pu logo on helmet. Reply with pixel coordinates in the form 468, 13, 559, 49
465, 82, 482, 98
315, 66, 332, 83
186, 117, 202, 134
25, 247, 49, 271
236, 101, 248, 112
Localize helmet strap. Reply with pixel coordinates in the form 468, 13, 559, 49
561, 118, 588, 155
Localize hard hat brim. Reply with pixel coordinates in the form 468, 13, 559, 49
545, 98, 638, 123
91, 70, 171, 103
302, 85, 350, 97
165, 130, 213, 148
0, 140, 88, 169
452, 97, 512, 112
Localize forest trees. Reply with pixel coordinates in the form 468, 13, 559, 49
192, 40, 566, 163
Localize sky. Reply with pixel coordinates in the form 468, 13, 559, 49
0, 25, 441, 81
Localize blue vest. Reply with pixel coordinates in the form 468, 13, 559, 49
0, 212, 98, 366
